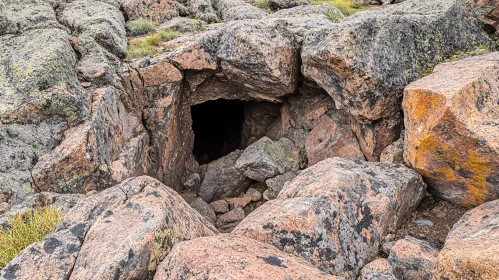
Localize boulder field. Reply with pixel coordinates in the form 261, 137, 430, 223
0, 0, 499, 279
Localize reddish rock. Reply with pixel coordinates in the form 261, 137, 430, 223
388, 236, 438, 280
403, 52, 499, 207
210, 199, 229, 213
380, 138, 404, 164
245, 188, 263, 202
359, 258, 398, 280
234, 158, 426, 278
227, 196, 252, 210
305, 111, 365, 166
153, 235, 342, 280
437, 199, 499, 279
216, 207, 245, 232
240, 101, 281, 149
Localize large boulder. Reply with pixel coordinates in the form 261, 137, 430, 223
302, 0, 491, 160
235, 137, 300, 182
121, 0, 180, 23
217, 20, 300, 97
214, 0, 266, 21
233, 158, 426, 278
186, 0, 219, 22
436, 199, 499, 279
403, 52, 499, 207
153, 235, 342, 280
269, 0, 310, 9
198, 150, 251, 203
0, 176, 217, 279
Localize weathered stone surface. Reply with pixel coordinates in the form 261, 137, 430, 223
265, 170, 301, 200
190, 197, 217, 223
66, 176, 216, 279
0, 28, 89, 124
227, 196, 252, 210
302, 0, 490, 160
198, 150, 251, 203
153, 235, 342, 280
0, 229, 81, 280
121, 0, 180, 23
269, 0, 310, 9
216, 207, 245, 232
388, 236, 438, 280
158, 17, 207, 33
380, 138, 404, 164
235, 137, 299, 182
403, 52, 499, 207
245, 188, 263, 202
187, 0, 219, 22
240, 101, 281, 149
210, 199, 229, 213
359, 258, 398, 280
234, 158, 426, 278
217, 20, 300, 97
437, 199, 499, 279
269, 3, 342, 18
305, 110, 365, 166
58, 0, 127, 58
215, 0, 266, 21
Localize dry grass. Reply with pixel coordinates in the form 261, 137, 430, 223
126, 18, 156, 36
126, 29, 182, 59
311, 0, 367, 15
0, 208, 64, 269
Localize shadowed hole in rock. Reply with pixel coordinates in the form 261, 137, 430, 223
191, 99, 245, 164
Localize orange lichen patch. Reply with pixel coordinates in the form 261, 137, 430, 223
437, 167, 456, 182
404, 89, 446, 124
465, 150, 492, 207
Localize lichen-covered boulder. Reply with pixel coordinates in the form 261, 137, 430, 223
233, 158, 426, 278
214, 0, 266, 21
235, 137, 299, 182
198, 150, 251, 203
0, 176, 217, 280
186, 0, 219, 22
436, 199, 499, 279
403, 52, 499, 207
302, 0, 491, 160
153, 235, 342, 280
269, 0, 310, 9
269, 3, 342, 18
217, 20, 300, 97
388, 236, 439, 280
359, 258, 398, 280
121, 0, 180, 23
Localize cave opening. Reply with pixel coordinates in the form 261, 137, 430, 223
191, 99, 245, 165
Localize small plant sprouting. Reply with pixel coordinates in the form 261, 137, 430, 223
126, 29, 182, 59
326, 11, 343, 22
257, 0, 270, 9
126, 18, 155, 36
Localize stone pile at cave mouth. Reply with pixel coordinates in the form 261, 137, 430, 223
1, 0, 499, 279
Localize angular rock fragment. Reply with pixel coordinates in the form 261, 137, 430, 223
198, 150, 251, 203
121, 0, 180, 23
190, 197, 217, 223
437, 199, 499, 279
388, 236, 438, 280
153, 235, 342, 280
265, 170, 301, 200
359, 258, 398, 280
234, 158, 426, 278
216, 207, 245, 232
235, 137, 299, 182
210, 199, 229, 214
380, 138, 404, 164
403, 52, 499, 207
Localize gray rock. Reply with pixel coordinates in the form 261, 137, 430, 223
269, 0, 310, 9
235, 137, 299, 182
158, 17, 207, 33
388, 236, 439, 280
120, 0, 180, 23
359, 258, 399, 280
187, 0, 219, 22
245, 188, 262, 202
198, 150, 251, 203
190, 197, 217, 223
216, 207, 245, 232
265, 170, 301, 200
183, 173, 201, 191
415, 219, 434, 227
214, 0, 266, 21
269, 3, 340, 18
233, 158, 426, 278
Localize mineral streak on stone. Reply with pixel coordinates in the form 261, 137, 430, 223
403, 52, 499, 208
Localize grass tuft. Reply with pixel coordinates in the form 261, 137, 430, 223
311, 0, 367, 15
326, 11, 343, 22
0, 208, 63, 269
126, 29, 182, 59
257, 0, 270, 9
126, 18, 156, 36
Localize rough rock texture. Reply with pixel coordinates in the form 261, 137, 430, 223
234, 158, 426, 278
240, 101, 281, 149
121, 0, 180, 23
235, 137, 299, 182
186, 0, 219, 22
388, 236, 438, 280
0, 176, 217, 279
265, 170, 301, 200
215, 207, 245, 232
359, 258, 398, 280
302, 0, 491, 160
269, 0, 310, 9
217, 20, 300, 97
158, 17, 207, 33
210, 199, 229, 213
190, 197, 217, 223
305, 110, 365, 166
214, 0, 266, 21
380, 138, 404, 164
437, 199, 499, 279
403, 52, 499, 207
198, 150, 251, 203
153, 235, 342, 280
269, 4, 342, 18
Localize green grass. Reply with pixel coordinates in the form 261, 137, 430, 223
257, 0, 269, 9
126, 18, 156, 36
0, 208, 63, 269
311, 0, 367, 15
126, 29, 182, 59
326, 11, 343, 22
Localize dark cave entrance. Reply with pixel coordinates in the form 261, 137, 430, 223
191, 99, 245, 165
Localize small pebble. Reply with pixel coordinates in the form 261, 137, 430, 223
415, 219, 434, 227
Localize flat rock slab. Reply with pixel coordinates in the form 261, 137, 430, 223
403, 51, 499, 207
153, 235, 343, 280
437, 199, 499, 279
233, 158, 426, 278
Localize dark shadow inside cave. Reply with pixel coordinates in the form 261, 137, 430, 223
191, 99, 245, 165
